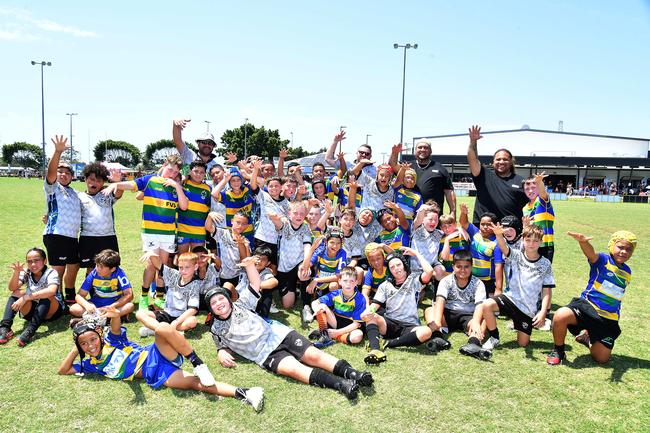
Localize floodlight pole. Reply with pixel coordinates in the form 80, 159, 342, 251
66, 113, 78, 163
31, 60, 52, 174
393, 43, 418, 150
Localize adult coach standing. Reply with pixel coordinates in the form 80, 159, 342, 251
173, 118, 219, 171
467, 125, 528, 225
388, 141, 456, 217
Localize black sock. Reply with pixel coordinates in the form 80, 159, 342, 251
185, 351, 204, 367
333, 359, 353, 378
489, 327, 500, 340
156, 285, 166, 299
64, 288, 76, 301
309, 368, 343, 390
366, 323, 381, 350
468, 336, 481, 346
234, 387, 249, 400
141, 286, 149, 297
385, 331, 423, 348
554, 344, 566, 356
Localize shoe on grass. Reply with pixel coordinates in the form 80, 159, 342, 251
314, 332, 335, 349
459, 343, 492, 361
0, 327, 14, 344
364, 349, 387, 365
269, 302, 280, 314
482, 336, 500, 351
426, 336, 451, 352
139, 326, 156, 338
193, 363, 216, 387
243, 387, 265, 412
301, 305, 314, 327
138, 296, 150, 312
546, 350, 565, 366
337, 378, 359, 400
346, 370, 374, 387
17, 327, 36, 347
308, 329, 323, 340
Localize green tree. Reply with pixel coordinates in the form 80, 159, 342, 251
218, 123, 324, 161
1, 142, 44, 169
93, 140, 141, 167
143, 139, 196, 169
60, 148, 83, 164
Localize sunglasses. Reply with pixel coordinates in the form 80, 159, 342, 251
357, 150, 371, 157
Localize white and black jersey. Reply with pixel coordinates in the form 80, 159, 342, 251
211, 227, 248, 280
198, 263, 220, 295
374, 273, 424, 326
504, 248, 555, 318
358, 220, 381, 244
277, 221, 312, 273
436, 274, 486, 315
254, 190, 288, 244
210, 201, 227, 230
161, 265, 201, 317
43, 180, 81, 238
357, 170, 395, 212
342, 225, 366, 260
19, 267, 60, 297
410, 226, 443, 272
235, 268, 274, 311
78, 191, 117, 237
210, 302, 292, 366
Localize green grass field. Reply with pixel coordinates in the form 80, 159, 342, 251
0, 177, 648, 433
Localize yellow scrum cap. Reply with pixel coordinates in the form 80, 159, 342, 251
608, 230, 637, 254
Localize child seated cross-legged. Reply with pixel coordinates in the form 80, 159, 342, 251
59, 307, 264, 411
460, 224, 554, 361
361, 247, 436, 365
136, 252, 202, 337
69, 249, 134, 319
546, 231, 636, 366
207, 258, 373, 400
309, 266, 367, 349
424, 250, 486, 353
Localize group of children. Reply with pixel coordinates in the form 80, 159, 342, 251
0, 129, 638, 411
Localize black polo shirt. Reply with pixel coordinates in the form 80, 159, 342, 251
410, 159, 454, 212
472, 165, 528, 225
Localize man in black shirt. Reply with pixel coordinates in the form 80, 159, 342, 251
467, 125, 528, 225
389, 141, 456, 217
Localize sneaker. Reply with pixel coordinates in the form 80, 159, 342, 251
139, 326, 156, 338
17, 327, 36, 347
536, 318, 552, 331
308, 329, 323, 340
346, 370, 374, 387
243, 387, 265, 412
300, 305, 314, 327
575, 332, 590, 348
153, 297, 165, 311
269, 302, 280, 314
482, 337, 500, 351
337, 378, 359, 400
425, 336, 451, 352
364, 349, 387, 365
459, 343, 492, 361
546, 350, 565, 366
314, 332, 335, 349
0, 327, 14, 344
138, 296, 150, 312
193, 363, 216, 387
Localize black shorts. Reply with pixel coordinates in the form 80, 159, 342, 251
79, 235, 119, 268
334, 315, 356, 330
43, 234, 80, 266
493, 294, 533, 335
443, 309, 473, 333
566, 297, 621, 350
538, 245, 554, 263
356, 258, 369, 271
253, 238, 278, 266
483, 279, 496, 297
154, 310, 178, 323
221, 276, 240, 289
277, 264, 301, 297
383, 316, 417, 339
206, 235, 217, 252
262, 330, 311, 373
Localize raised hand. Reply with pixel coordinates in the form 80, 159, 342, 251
383, 201, 397, 210
99, 305, 121, 318
533, 171, 549, 184
224, 152, 238, 164
10, 261, 24, 273
333, 130, 346, 144
208, 211, 225, 224
567, 232, 593, 243
469, 125, 482, 144
162, 178, 178, 189
399, 246, 416, 256
490, 222, 504, 237
391, 143, 405, 154
238, 256, 259, 268
51, 135, 68, 153
279, 148, 289, 159
173, 118, 191, 129
101, 183, 119, 196
107, 168, 122, 183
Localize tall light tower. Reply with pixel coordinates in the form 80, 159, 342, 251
31, 60, 52, 174
290, 131, 294, 147
66, 113, 78, 163
365, 134, 372, 146
338, 125, 347, 154
204, 120, 211, 132
244, 117, 249, 158
393, 43, 418, 147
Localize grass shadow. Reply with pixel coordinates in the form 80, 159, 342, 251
565, 353, 650, 382
127, 380, 147, 405
499, 340, 556, 361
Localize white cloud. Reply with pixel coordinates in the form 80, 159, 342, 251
0, 7, 97, 39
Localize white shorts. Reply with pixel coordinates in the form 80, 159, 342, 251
141, 233, 176, 253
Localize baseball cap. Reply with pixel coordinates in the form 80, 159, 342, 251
196, 132, 216, 145
58, 162, 73, 174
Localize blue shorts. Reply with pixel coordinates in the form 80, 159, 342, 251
141, 343, 183, 389
176, 235, 205, 246
89, 296, 120, 308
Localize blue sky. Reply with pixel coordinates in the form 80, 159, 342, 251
1, 1, 649, 163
